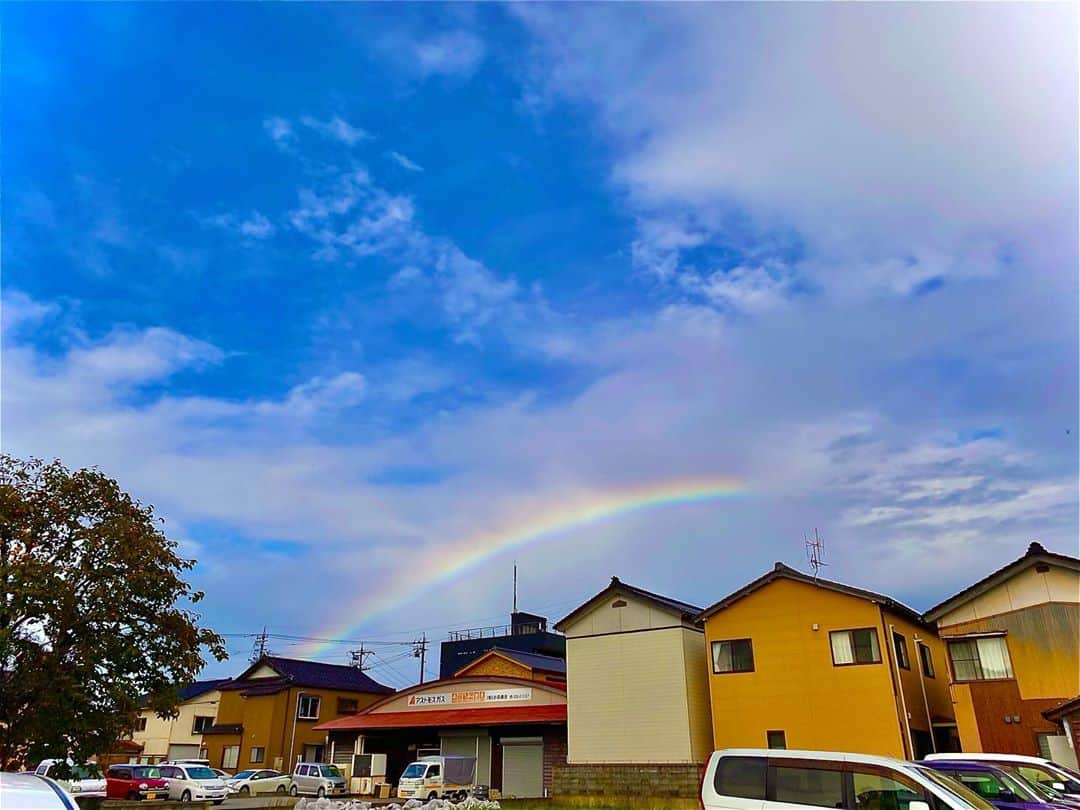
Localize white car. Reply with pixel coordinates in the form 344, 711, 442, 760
226, 769, 292, 796
701, 748, 998, 810
32, 761, 106, 800
156, 764, 228, 804
1, 772, 79, 810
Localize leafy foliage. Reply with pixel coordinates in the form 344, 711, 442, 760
0, 455, 226, 769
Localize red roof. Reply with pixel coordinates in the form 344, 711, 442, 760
315, 704, 566, 731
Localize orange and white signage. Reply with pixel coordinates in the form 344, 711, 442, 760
407, 688, 532, 707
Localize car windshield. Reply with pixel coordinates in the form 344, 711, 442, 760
71, 765, 97, 780
320, 766, 343, 778
995, 770, 1044, 802
401, 764, 427, 779
185, 767, 217, 780
133, 767, 161, 779
233, 770, 256, 779
915, 766, 997, 810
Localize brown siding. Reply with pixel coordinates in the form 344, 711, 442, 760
966, 679, 1062, 755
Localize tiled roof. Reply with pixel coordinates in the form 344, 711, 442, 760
314, 704, 566, 731
924, 542, 1080, 622
695, 562, 928, 626
555, 576, 702, 631
178, 679, 231, 701
486, 648, 567, 674
227, 656, 394, 694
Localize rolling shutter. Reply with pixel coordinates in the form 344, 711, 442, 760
501, 738, 543, 798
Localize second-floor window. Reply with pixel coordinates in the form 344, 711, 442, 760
192, 716, 214, 733
711, 639, 755, 673
893, 631, 910, 669
830, 628, 881, 665
297, 695, 321, 720
134, 716, 148, 732
337, 697, 359, 715
947, 636, 1013, 681
918, 642, 935, 678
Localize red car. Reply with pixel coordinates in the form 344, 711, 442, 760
106, 764, 169, 800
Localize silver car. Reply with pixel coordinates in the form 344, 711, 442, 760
289, 763, 346, 797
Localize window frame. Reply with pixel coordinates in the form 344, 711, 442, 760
711, 638, 756, 674
133, 716, 148, 732
250, 747, 265, 764
829, 627, 883, 666
765, 758, 846, 808
192, 715, 215, 734
713, 755, 768, 800
766, 730, 787, 750
946, 635, 1015, 682
918, 642, 935, 678
297, 694, 321, 721
893, 631, 911, 670
222, 745, 240, 770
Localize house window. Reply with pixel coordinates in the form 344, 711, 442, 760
766, 730, 787, 750
830, 628, 881, 665
772, 764, 844, 808
134, 717, 148, 732
192, 716, 214, 733
947, 636, 1013, 681
222, 746, 240, 770
336, 697, 359, 715
918, 643, 935, 678
712, 639, 755, 673
297, 695, 321, 720
250, 747, 265, 764
893, 632, 911, 669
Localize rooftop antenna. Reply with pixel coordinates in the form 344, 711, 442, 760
250, 626, 269, 663
805, 529, 827, 580
513, 561, 518, 613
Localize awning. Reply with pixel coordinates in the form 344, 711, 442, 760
315, 704, 566, 732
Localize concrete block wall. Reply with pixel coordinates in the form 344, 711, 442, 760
551, 763, 701, 799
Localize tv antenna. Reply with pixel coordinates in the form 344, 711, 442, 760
250, 626, 270, 662
805, 529, 827, 580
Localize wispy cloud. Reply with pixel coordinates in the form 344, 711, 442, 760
376, 29, 487, 80
300, 115, 370, 146
200, 210, 276, 241
263, 116, 294, 148
388, 151, 423, 172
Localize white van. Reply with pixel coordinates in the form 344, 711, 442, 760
924, 754, 1080, 801
33, 760, 107, 800
156, 763, 228, 804
701, 749, 998, 810
289, 763, 347, 797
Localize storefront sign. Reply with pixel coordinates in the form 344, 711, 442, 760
407, 688, 532, 707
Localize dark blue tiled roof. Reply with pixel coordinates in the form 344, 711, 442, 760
247, 656, 394, 694
488, 648, 567, 674
178, 679, 231, 701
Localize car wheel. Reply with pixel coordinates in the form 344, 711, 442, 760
317, 787, 325, 798
427, 792, 438, 801
181, 791, 192, 803
240, 786, 250, 796
276, 785, 286, 794
213, 801, 225, 806
289, 785, 298, 797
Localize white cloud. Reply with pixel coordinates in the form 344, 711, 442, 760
300, 115, 370, 146
263, 116, 294, 147
388, 151, 423, 172
201, 210, 276, 241
376, 29, 486, 80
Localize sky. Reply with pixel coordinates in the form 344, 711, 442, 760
3, 3, 1077, 686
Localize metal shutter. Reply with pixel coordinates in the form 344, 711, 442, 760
167, 744, 200, 761
501, 739, 543, 798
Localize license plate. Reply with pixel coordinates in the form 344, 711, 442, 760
145, 794, 157, 800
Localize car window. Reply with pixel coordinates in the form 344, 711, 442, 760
714, 756, 767, 800
774, 764, 844, 808
949, 773, 1007, 800
1012, 764, 1080, 793
36, 765, 49, 776
852, 769, 925, 810
428, 765, 441, 778
71, 765, 96, 780
915, 767, 997, 810
320, 766, 342, 778
186, 767, 216, 780
112, 768, 132, 780
234, 770, 256, 779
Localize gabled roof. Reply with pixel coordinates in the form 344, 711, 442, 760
225, 655, 393, 695
554, 576, 702, 632
695, 562, 927, 627
924, 542, 1080, 622
454, 648, 566, 677
179, 679, 231, 702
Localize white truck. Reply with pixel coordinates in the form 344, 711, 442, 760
396, 755, 477, 802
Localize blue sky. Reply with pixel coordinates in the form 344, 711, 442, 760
4, 3, 1077, 684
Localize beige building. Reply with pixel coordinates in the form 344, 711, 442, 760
130, 679, 230, 763
554, 577, 712, 775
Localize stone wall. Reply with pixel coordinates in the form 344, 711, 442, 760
551, 762, 701, 800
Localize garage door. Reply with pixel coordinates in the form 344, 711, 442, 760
167, 744, 200, 761
501, 738, 543, 798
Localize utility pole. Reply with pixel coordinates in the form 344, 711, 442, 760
349, 644, 373, 671
251, 626, 269, 663
413, 634, 428, 684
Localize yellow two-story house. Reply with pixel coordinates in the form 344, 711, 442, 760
201, 656, 393, 772
129, 679, 231, 763
924, 542, 1079, 761
697, 563, 956, 759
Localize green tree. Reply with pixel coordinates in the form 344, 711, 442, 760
0, 455, 226, 769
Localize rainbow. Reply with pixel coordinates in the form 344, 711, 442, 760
297, 476, 746, 659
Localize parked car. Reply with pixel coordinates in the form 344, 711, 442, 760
226, 769, 291, 796
106, 764, 169, 801
210, 770, 231, 781
155, 764, 228, 804
921, 760, 1074, 810
701, 748, 1001, 810
289, 763, 346, 798
925, 756, 1080, 803
0, 772, 79, 810
32, 761, 106, 800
